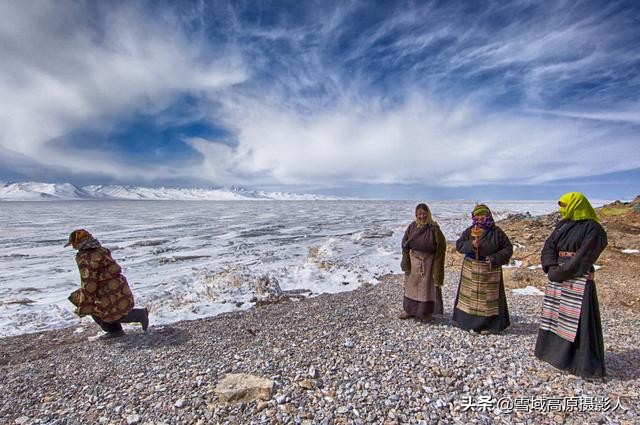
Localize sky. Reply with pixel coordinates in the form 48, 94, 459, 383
0, 0, 639, 200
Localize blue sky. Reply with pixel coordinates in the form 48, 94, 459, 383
0, 0, 639, 199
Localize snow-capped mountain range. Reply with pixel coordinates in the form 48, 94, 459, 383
0, 181, 343, 201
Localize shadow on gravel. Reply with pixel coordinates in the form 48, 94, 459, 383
505, 316, 539, 335
605, 349, 640, 381
119, 326, 190, 350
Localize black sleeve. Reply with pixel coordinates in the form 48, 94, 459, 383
488, 227, 513, 267
541, 222, 563, 273
456, 227, 473, 254
549, 221, 608, 281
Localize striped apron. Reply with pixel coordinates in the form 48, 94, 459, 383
457, 257, 502, 317
539, 252, 591, 342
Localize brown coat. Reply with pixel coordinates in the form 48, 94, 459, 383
401, 221, 446, 286
69, 246, 134, 322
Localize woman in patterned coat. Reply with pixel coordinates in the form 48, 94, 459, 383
399, 203, 446, 321
453, 204, 513, 334
535, 192, 607, 378
66, 229, 149, 338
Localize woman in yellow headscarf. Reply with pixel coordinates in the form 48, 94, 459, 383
399, 203, 446, 321
535, 192, 607, 378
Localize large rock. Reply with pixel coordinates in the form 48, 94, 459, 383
215, 373, 274, 403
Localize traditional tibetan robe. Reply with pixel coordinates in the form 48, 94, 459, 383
535, 218, 608, 378
69, 245, 134, 322
401, 221, 446, 319
453, 225, 513, 333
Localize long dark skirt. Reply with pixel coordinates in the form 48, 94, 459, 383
534, 280, 605, 378
452, 282, 510, 333
403, 288, 444, 320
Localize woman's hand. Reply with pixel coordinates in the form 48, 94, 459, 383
547, 265, 563, 282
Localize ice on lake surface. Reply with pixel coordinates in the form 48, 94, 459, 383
0, 200, 564, 337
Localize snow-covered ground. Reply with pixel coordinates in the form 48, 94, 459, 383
0, 199, 577, 337
0, 181, 344, 201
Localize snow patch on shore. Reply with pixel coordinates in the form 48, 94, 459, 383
512, 286, 544, 296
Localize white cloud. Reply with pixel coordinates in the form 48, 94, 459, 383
0, 1, 246, 174
204, 92, 638, 187
0, 1, 638, 190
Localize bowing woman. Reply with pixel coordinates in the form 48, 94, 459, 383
452, 204, 513, 334
535, 192, 608, 378
400, 203, 446, 321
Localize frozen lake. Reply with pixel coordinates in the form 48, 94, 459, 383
0, 200, 565, 337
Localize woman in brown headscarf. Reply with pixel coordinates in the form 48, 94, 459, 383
453, 204, 512, 334
400, 203, 446, 321
65, 229, 149, 339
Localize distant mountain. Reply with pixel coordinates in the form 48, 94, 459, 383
0, 181, 344, 201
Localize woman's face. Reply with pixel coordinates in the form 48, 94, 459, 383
416, 209, 429, 221
558, 201, 568, 217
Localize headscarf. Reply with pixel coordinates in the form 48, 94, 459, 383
558, 192, 599, 222
471, 204, 495, 230
415, 203, 435, 228
64, 229, 101, 250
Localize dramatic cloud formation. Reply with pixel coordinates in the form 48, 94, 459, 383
1, 0, 638, 197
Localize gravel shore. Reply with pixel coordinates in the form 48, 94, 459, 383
1, 270, 638, 425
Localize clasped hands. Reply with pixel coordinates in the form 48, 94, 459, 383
472, 240, 492, 266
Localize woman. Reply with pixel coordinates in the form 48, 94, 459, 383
452, 204, 513, 334
535, 192, 607, 378
65, 229, 149, 339
400, 203, 446, 321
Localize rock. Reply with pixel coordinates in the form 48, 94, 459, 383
204, 408, 214, 420
256, 401, 269, 412
308, 366, 319, 378
215, 373, 274, 403
298, 379, 315, 390
174, 398, 187, 408
126, 414, 141, 424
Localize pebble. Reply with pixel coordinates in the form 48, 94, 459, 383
0, 272, 638, 425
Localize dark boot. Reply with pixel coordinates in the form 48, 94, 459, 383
140, 308, 149, 331
119, 308, 149, 331
92, 315, 123, 333
98, 329, 126, 339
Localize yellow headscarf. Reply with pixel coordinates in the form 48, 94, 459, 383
558, 192, 599, 222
